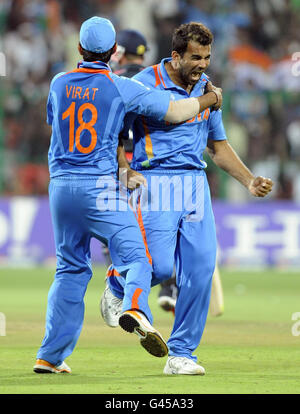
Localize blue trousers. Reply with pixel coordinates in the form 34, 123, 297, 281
108, 170, 217, 362
37, 176, 152, 365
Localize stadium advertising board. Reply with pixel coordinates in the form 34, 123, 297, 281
0, 197, 299, 268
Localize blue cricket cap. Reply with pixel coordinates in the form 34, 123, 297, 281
79, 16, 116, 53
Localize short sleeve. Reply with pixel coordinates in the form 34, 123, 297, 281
114, 76, 171, 121
208, 109, 227, 141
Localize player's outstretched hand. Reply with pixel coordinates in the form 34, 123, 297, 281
248, 176, 273, 197
205, 81, 222, 110
120, 168, 147, 190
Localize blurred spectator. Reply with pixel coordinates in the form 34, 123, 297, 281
0, 0, 299, 201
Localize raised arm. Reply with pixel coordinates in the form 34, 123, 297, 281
164, 88, 222, 123
116, 75, 222, 125
206, 139, 273, 197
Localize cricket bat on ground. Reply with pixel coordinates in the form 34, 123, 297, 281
209, 264, 224, 317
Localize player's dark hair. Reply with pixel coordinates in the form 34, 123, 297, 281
79, 43, 116, 63
172, 22, 213, 56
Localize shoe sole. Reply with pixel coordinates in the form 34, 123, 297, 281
33, 367, 55, 374
33, 367, 70, 374
33, 362, 71, 374
119, 313, 168, 358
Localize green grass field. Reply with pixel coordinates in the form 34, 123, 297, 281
0, 266, 300, 394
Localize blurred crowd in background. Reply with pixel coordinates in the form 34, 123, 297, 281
0, 0, 300, 202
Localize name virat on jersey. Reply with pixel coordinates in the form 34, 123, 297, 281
65, 85, 99, 100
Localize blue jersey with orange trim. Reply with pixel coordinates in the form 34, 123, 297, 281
47, 60, 171, 178
128, 57, 227, 171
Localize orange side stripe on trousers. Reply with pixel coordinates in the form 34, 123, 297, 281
136, 198, 153, 265
131, 288, 143, 310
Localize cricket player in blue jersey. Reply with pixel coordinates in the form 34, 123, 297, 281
104, 22, 273, 375
33, 17, 222, 374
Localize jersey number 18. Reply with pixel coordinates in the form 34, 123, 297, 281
62, 102, 98, 154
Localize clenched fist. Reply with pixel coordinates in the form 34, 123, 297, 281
248, 176, 273, 197
205, 81, 223, 110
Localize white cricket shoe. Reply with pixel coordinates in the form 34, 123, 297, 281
163, 356, 205, 375
100, 284, 123, 327
119, 310, 168, 357
33, 359, 71, 374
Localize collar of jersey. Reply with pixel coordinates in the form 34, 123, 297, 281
77, 60, 111, 71
159, 57, 208, 96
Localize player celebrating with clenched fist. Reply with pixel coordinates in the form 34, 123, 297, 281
104, 22, 273, 375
